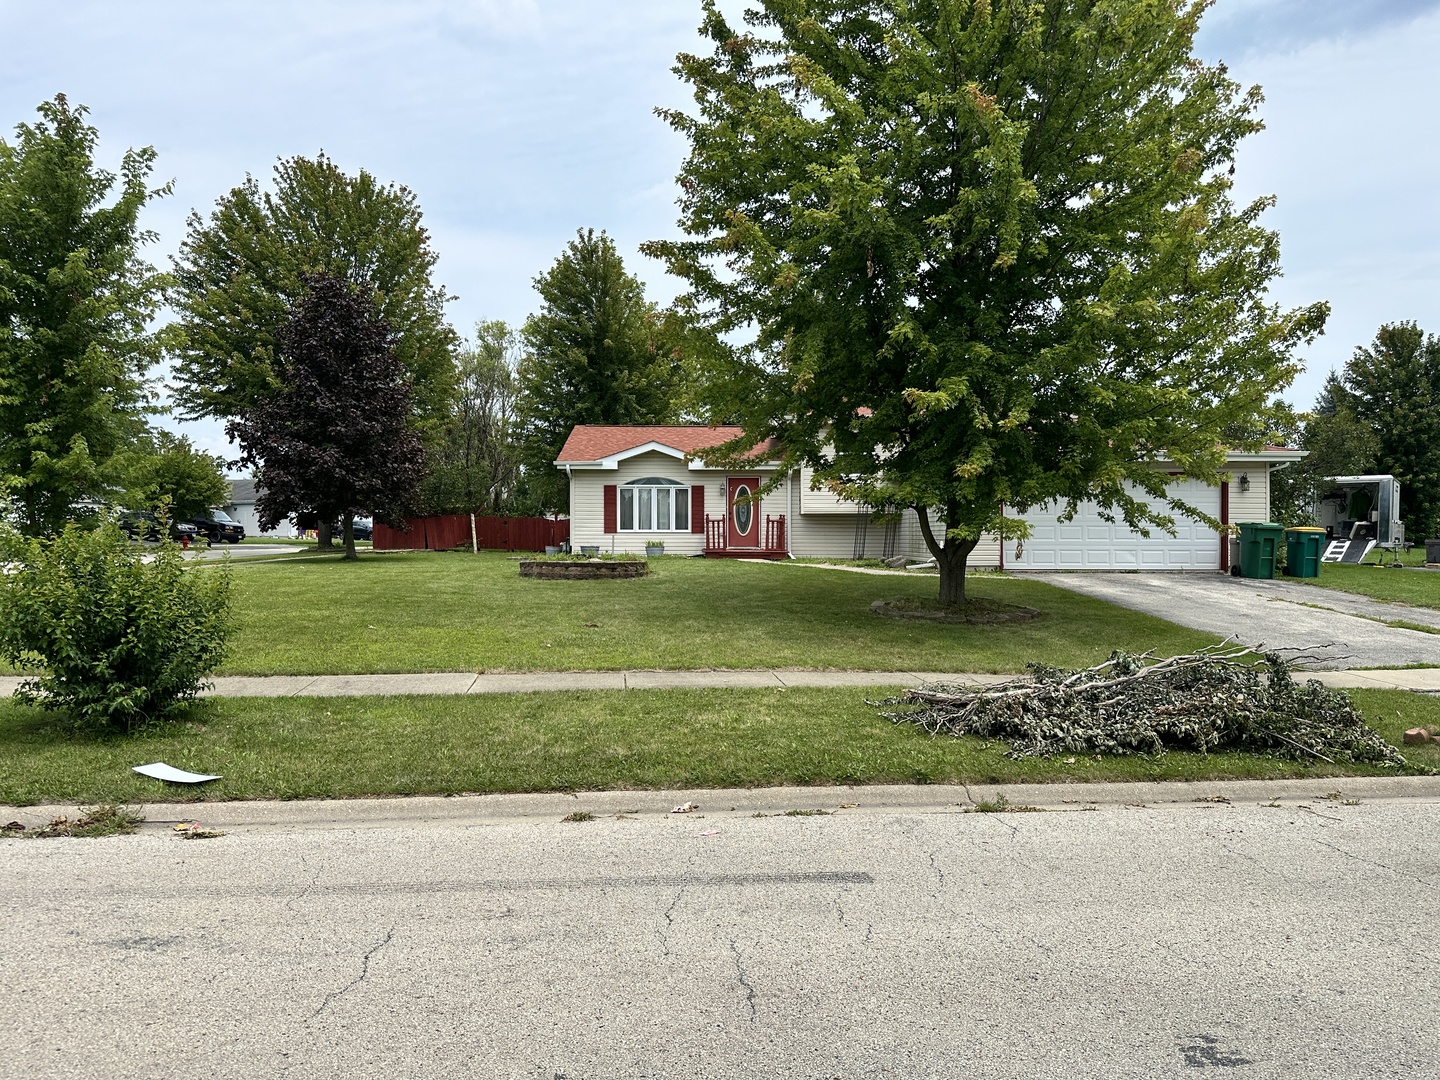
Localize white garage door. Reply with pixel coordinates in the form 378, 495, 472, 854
1006, 477, 1221, 571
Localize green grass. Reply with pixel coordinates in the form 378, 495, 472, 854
0, 686, 1433, 805
218, 551, 1219, 675
1299, 556, 1440, 610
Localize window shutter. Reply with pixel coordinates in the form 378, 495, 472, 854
603, 485, 618, 533
691, 485, 705, 533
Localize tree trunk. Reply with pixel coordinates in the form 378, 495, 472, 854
936, 542, 974, 606
342, 512, 357, 561
914, 505, 979, 608
316, 521, 335, 550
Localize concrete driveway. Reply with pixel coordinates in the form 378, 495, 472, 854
1029, 571, 1440, 669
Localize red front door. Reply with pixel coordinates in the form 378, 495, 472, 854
727, 476, 760, 548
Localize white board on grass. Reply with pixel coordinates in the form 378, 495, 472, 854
132, 762, 221, 784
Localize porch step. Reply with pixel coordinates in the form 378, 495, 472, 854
702, 549, 788, 560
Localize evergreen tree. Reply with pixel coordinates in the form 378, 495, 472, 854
1344, 322, 1440, 540
0, 96, 170, 534
227, 274, 424, 560
515, 229, 681, 512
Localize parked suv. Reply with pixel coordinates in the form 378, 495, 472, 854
118, 510, 200, 543
188, 508, 246, 544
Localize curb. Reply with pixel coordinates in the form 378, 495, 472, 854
7, 776, 1440, 834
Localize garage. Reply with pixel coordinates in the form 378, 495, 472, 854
1006, 476, 1222, 571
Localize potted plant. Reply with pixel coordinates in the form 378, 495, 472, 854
645, 541, 664, 557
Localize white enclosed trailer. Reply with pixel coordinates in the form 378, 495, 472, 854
1316, 474, 1404, 565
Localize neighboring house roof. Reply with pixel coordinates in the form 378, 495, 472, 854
556, 425, 780, 469
227, 478, 258, 505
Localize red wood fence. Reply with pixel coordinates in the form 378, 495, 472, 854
373, 515, 570, 552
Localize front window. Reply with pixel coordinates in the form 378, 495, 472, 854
620, 477, 690, 531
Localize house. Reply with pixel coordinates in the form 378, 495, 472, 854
222, 478, 293, 539
555, 425, 1304, 571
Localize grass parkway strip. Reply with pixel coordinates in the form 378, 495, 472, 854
1, 687, 1435, 806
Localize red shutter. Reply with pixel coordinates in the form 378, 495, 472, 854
603, 485, 618, 533
691, 485, 705, 533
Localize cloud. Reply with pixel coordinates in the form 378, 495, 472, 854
1197, 0, 1440, 58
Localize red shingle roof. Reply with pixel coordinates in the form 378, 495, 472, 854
556, 425, 778, 464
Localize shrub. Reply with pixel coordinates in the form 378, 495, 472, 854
0, 522, 234, 732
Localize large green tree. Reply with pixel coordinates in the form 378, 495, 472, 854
646, 0, 1328, 603
0, 96, 170, 534
1344, 322, 1440, 540
515, 229, 683, 512
227, 274, 425, 561
169, 153, 458, 428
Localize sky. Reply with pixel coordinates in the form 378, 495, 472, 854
2, 0, 1437, 461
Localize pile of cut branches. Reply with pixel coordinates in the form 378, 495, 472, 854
880, 643, 1404, 766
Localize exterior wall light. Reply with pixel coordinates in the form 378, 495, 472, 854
1238, 472, 1250, 493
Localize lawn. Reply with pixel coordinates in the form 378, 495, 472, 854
1299, 554, 1440, 610
0, 686, 1432, 805
217, 551, 1220, 676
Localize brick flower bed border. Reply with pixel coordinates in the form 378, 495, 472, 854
518, 559, 648, 580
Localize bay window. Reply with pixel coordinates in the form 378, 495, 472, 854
620, 477, 690, 532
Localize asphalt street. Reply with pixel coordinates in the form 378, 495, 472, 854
3, 784, 1438, 1079
1029, 571, 1440, 668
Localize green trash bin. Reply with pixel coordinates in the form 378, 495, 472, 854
1283, 527, 1326, 579
1237, 522, 1285, 579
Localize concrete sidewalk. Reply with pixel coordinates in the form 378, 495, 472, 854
1, 666, 1434, 698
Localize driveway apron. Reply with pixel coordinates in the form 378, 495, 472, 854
1026, 571, 1440, 669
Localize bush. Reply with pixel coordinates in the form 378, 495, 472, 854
0, 522, 234, 732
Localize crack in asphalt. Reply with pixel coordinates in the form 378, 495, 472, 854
286, 851, 323, 914
985, 813, 1022, 839
657, 889, 683, 958
1315, 839, 1438, 888
730, 941, 757, 1023
309, 925, 395, 1021
1219, 842, 1294, 882
926, 849, 946, 890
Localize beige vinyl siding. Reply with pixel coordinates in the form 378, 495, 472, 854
568, 451, 784, 555
797, 464, 862, 514
785, 497, 1002, 565
1228, 462, 1272, 524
